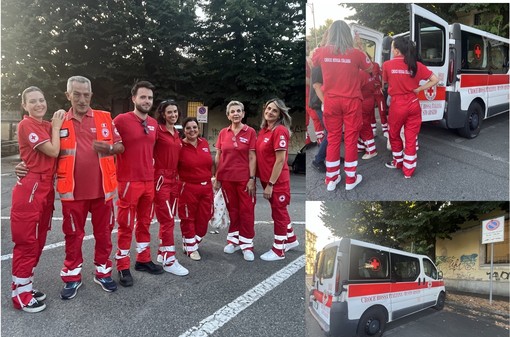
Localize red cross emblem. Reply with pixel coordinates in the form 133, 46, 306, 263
369, 257, 381, 271
474, 44, 482, 60
28, 132, 39, 143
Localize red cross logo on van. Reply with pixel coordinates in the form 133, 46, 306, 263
474, 44, 482, 60
369, 257, 381, 271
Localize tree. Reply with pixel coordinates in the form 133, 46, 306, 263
319, 201, 509, 259
193, 0, 305, 115
340, 3, 509, 38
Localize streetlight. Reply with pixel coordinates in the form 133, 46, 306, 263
306, 2, 318, 47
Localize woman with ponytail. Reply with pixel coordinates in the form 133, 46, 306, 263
382, 36, 439, 178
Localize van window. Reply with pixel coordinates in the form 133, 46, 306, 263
349, 245, 389, 280
415, 17, 446, 66
423, 258, 438, 280
461, 31, 487, 70
488, 40, 509, 74
390, 253, 420, 282
317, 246, 337, 280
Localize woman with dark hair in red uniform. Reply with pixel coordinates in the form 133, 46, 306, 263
256, 98, 299, 261
382, 36, 438, 178
214, 101, 257, 261
178, 117, 214, 261
312, 20, 373, 192
153, 100, 189, 275
10, 87, 64, 312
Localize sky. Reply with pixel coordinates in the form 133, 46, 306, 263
306, 201, 338, 251
306, 1, 356, 34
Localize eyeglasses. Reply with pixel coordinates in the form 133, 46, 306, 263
141, 119, 149, 134
232, 136, 238, 148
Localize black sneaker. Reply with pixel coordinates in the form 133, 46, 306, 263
60, 281, 82, 300
32, 290, 46, 301
311, 160, 326, 173
21, 298, 46, 313
118, 269, 133, 287
135, 261, 164, 275
93, 276, 117, 292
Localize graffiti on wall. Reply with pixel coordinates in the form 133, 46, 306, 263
486, 271, 510, 280
436, 254, 478, 272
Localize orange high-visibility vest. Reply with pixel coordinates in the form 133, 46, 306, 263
56, 110, 118, 201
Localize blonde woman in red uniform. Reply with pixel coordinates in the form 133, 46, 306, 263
178, 117, 214, 261
382, 36, 438, 178
10, 87, 65, 312
153, 100, 188, 276
214, 101, 257, 261
256, 98, 299, 261
312, 20, 373, 192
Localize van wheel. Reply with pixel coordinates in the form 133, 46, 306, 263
457, 102, 483, 138
357, 307, 387, 337
434, 292, 446, 310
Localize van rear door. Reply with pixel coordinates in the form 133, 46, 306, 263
350, 23, 384, 65
309, 242, 340, 333
410, 4, 450, 121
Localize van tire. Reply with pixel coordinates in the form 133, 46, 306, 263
356, 307, 387, 337
434, 292, 446, 310
457, 102, 483, 138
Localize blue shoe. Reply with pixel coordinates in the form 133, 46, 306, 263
93, 276, 117, 292
60, 281, 82, 300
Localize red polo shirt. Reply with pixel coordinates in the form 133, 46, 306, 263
312, 46, 372, 99
215, 124, 257, 182
154, 124, 181, 174
178, 137, 213, 183
382, 56, 433, 96
68, 108, 122, 200
256, 124, 290, 184
114, 111, 157, 182
360, 69, 377, 97
17, 115, 55, 174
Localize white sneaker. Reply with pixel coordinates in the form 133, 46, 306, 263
362, 152, 378, 160
345, 174, 363, 191
260, 250, 285, 261
383, 131, 389, 138
326, 176, 341, 192
223, 243, 241, 254
285, 240, 299, 252
163, 260, 189, 276
189, 251, 201, 261
243, 250, 255, 261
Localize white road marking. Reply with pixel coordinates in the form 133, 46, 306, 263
178, 254, 305, 337
0, 218, 305, 261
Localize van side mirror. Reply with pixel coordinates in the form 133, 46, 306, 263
438, 271, 443, 280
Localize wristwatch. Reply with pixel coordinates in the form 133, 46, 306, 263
268, 181, 274, 187
249, 176, 256, 180
109, 144, 113, 154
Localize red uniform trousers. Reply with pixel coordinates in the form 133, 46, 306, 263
323, 96, 362, 186
388, 94, 422, 177
261, 181, 297, 257
372, 92, 388, 134
306, 106, 325, 144
115, 181, 154, 271
222, 180, 256, 251
360, 95, 377, 155
60, 198, 115, 282
11, 172, 54, 309
178, 181, 213, 255
154, 171, 179, 267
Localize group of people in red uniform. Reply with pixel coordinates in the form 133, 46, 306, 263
10, 76, 299, 313
311, 20, 438, 191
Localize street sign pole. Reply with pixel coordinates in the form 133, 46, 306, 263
489, 243, 494, 304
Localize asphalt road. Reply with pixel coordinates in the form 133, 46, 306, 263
1, 160, 306, 337
306, 112, 509, 201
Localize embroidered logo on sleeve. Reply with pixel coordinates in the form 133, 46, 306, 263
28, 133, 39, 143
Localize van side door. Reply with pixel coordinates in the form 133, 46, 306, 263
421, 257, 443, 308
389, 252, 423, 320
350, 24, 385, 66
410, 4, 450, 122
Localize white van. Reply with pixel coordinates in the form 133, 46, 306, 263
309, 238, 445, 337
353, 4, 509, 138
